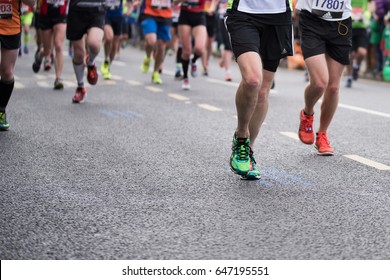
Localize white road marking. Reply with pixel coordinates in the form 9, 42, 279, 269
280, 131, 299, 140
126, 80, 141, 86
343, 155, 390, 171
145, 86, 163, 92
168, 93, 190, 101
198, 103, 222, 112
338, 103, 390, 118
14, 82, 25, 89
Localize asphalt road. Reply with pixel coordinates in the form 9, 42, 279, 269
1, 41, 389, 260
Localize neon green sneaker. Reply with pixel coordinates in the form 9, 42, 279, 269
141, 56, 151, 73
0, 112, 10, 131
103, 68, 112, 80
229, 133, 251, 176
100, 61, 109, 75
152, 71, 162, 84
241, 152, 261, 180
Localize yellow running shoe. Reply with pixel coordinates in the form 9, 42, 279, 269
152, 71, 162, 84
141, 57, 151, 73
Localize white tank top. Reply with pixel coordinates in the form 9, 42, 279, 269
296, 0, 352, 21
228, 0, 290, 14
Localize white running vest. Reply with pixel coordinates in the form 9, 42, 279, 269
228, 0, 290, 14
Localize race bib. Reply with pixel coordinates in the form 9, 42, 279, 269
105, 0, 121, 9
151, 0, 170, 9
47, 0, 65, 7
311, 0, 346, 19
0, 0, 12, 19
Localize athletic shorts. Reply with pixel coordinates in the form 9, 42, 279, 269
39, 15, 67, 30
219, 18, 231, 51
105, 15, 124, 36
141, 18, 171, 42
299, 10, 352, 65
225, 12, 293, 72
21, 12, 34, 26
66, 8, 105, 41
352, 27, 368, 51
178, 10, 206, 27
32, 12, 40, 29
0, 33, 21, 49
206, 14, 217, 37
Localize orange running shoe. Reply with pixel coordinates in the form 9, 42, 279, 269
315, 132, 334, 156
298, 109, 314, 144
72, 87, 87, 103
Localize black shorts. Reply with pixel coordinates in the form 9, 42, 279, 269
39, 15, 67, 30
105, 15, 123, 36
66, 8, 105, 41
299, 10, 352, 65
0, 33, 21, 49
352, 27, 368, 51
225, 12, 293, 72
178, 10, 206, 27
219, 18, 232, 51
32, 12, 40, 29
206, 14, 217, 37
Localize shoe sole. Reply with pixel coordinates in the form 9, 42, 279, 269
0, 127, 9, 131
314, 145, 334, 156
240, 174, 261, 180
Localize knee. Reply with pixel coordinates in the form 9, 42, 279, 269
242, 74, 261, 91
1, 68, 14, 80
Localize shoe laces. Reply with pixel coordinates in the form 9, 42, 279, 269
233, 139, 250, 161
300, 116, 313, 133
317, 133, 330, 147
0, 112, 5, 122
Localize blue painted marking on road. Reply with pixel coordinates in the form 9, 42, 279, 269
264, 167, 312, 186
112, 110, 144, 118
224, 165, 312, 187
100, 110, 119, 118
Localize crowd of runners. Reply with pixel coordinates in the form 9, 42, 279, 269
1, 0, 389, 180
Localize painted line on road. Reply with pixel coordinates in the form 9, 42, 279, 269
168, 93, 190, 101
280, 131, 299, 141
338, 103, 390, 118
112, 61, 126, 67
100, 109, 143, 118
145, 86, 163, 92
14, 82, 25, 89
198, 103, 222, 112
34, 74, 47, 80
110, 75, 123, 81
102, 80, 117, 85
343, 155, 390, 171
126, 80, 142, 86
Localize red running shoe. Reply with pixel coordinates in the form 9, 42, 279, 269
72, 87, 87, 103
298, 109, 314, 144
315, 132, 334, 156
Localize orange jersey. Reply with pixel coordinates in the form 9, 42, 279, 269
142, 0, 172, 18
0, 0, 21, 35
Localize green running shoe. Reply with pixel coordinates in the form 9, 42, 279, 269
100, 60, 109, 75
152, 71, 162, 84
241, 152, 261, 180
230, 133, 251, 175
0, 112, 10, 131
141, 57, 151, 73
103, 68, 112, 80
